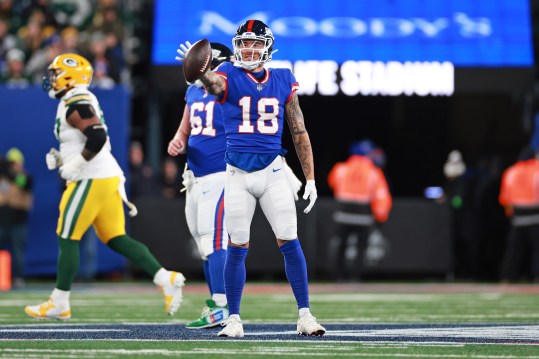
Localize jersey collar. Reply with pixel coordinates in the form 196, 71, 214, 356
244, 68, 270, 85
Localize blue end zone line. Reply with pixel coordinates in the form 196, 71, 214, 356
1, 323, 539, 344
2, 339, 539, 346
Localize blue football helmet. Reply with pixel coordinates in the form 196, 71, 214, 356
232, 20, 275, 71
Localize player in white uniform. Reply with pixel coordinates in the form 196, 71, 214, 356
168, 43, 233, 329
177, 20, 325, 337
25, 53, 185, 320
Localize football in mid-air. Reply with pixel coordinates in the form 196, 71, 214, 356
183, 39, 212, 83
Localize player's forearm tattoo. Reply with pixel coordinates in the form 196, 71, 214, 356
285, 94, 306, 135
286, 94, 314, 179
294, 135, 314, 179
200, 72, 225, 97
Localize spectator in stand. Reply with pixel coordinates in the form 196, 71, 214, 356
50, 0, 92, 29
0, 16, 17, 70
129, 141, 160, 199
22, 0, 57, 29
25, 33, 63, 83
17, 18, 44, 60
498, 146, 539, 282
160, 157, 180, 200
439, 149, 476, 279
89, 4, 123, 42
0, 0, 24, 33
0, 148, 33, 288
88, 3, 125, 82
90, 60, 114, 89
327, 139, 392, 280
1, 48, 31, 87
60, 26, 81, 54
87, 31, 119, 83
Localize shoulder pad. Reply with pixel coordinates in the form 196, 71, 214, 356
63, 87, 93, 106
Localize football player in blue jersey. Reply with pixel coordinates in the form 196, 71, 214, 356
176, 20, 325, 337
168, 43, 233, 329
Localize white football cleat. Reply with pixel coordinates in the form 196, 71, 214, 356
25, 297, 71, 320
159, 271, 186, 315
218, 317, 244, 338
297, 314, 325, 336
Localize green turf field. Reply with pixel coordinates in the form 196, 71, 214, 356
1, 281, 539, 358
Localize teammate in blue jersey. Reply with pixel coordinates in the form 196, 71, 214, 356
176, 20, 325, 337
168, 43, 233, 329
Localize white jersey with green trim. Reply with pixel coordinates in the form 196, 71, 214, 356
54, 86, 123, 180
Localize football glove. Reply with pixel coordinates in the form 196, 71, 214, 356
283, 160, 302, 201
302, 180, 317, 214
180, 163, 195, 193
175, 41, 193, 64
59, 153, 87, 182
45, 148, 63, 170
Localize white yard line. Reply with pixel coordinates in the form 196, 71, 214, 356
1, 348, 539, 358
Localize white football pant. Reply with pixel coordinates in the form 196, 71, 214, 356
185, 171, 228, 259
225, 156, 297, 245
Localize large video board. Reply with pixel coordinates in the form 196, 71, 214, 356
152, 0, 533, 67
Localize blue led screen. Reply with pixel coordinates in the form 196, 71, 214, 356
152, 0, 533, 67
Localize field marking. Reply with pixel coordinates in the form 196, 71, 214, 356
1, 323, 539, 345
0, 329, 128, 333
245, 325, 539, 341
2, 348, 539, 358
2, 338, 539, 346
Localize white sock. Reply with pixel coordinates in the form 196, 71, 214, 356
152, 268, 168, 286
229, 314, 241, 322
299, 307, 311, 318
51, 288, 70, 303
212, 293, 227, 307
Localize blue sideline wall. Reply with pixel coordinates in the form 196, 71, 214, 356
0, 86, 130, 276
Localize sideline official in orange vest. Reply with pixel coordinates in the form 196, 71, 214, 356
498, 146, 539, 282
327, 140, 392, 280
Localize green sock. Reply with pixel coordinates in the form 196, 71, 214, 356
107, 235, 161, 277
56, 237, 80, 291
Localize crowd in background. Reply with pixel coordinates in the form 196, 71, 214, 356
129, 141, 182, 200
0, 0, 130, 88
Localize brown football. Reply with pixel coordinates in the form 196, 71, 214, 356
183, 39, 212, 83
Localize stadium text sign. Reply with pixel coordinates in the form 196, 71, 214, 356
269, 61, 454, 97
201, 12, 491, 39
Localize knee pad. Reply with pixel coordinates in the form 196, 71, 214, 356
275, 224, 297, 241
229, 230, 250, 246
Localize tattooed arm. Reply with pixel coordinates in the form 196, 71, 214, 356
199, 71, 226, 97
285, 92, 315, 181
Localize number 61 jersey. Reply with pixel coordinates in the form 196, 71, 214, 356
215, 62, 299, 154
185, 85, 227, 177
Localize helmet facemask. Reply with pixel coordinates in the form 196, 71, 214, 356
44, 67, 75, 99
233, 34, 273, 70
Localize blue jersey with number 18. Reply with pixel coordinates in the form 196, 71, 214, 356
185, 85, 227, 177
215, 62, 299, 154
